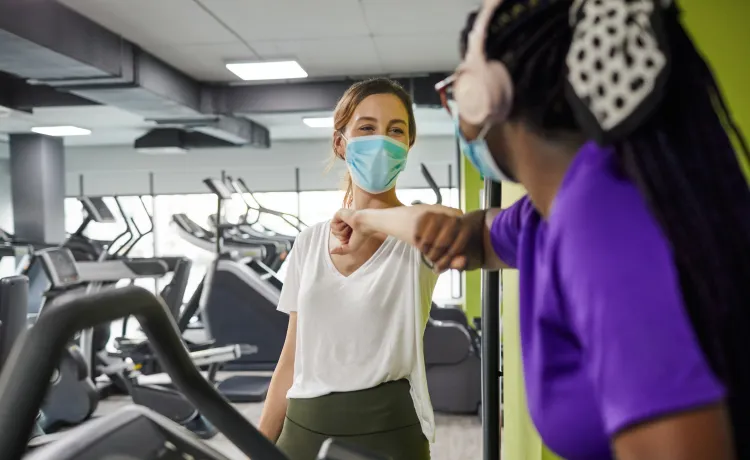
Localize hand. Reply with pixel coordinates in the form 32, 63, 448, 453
415, 212, 475, 272
330, 209, 371, 255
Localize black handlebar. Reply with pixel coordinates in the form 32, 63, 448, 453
0, 285, 286, 460
420, 164, 442, 205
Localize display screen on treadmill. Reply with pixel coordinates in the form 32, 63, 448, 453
47, 249, 79, 281
85, 197, 116, 223
204, 179, 234, 200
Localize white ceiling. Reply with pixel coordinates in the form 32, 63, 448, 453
58, 0, 478, 82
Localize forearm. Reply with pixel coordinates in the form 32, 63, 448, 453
258, 360, 293, 442
355, 204, 461, 245
482, 208, 508, 271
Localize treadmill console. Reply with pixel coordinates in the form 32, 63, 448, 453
203, 178, 234, 200
79, 196, 116, 224
35, 248, 81, 288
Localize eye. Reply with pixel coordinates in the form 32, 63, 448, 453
358, 125, 375, 133
390, 127, 405, 135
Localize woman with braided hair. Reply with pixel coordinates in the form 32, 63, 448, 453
330, 0, 749, 458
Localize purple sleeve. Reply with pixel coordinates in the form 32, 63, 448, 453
489, 196, 534, 268
560, 199, 725, 436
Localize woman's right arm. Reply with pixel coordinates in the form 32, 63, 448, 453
258, 312, 297, 442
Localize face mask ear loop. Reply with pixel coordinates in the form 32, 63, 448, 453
477, 120, 494, 142
336, 131, 348, 161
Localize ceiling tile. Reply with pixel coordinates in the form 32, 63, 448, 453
147, 42, 257, 82
373, 34, 459, 74
263, 37, 384, 77
361, 0, 480, 35
59, 0, 237, 46
200, 0, 371, 41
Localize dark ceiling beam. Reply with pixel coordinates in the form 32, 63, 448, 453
0, 72, 99, 111
0, 0, 129, 81
0, 0, 265, 146
204, 74, 448, 114
0, 0, 212, 118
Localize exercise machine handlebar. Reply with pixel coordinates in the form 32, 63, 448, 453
0, 285, 286, 460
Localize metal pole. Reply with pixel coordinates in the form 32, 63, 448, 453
455, 138, 464, 299
448, 163, 460, 300
149, 172, 158, 292
217, 171, 225, 255
455, 138, 462, 209
482, 178, 502, 460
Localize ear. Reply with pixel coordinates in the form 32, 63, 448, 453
333, 131, 347, 160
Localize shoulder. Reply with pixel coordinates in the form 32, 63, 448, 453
555, 160, 666, 260
491, 195, 536, 235
553, 155, 676, 302
290, 220, 329, 257
296, 220, 329, 245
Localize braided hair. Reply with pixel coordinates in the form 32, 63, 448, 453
464, 0, 750, 452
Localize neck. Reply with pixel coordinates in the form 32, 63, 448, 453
352, 186, 402, 210
514, 136, 581, 218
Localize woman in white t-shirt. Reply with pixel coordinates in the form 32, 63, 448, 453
257, 78, 459, 460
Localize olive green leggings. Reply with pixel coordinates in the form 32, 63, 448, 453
276, 380, 430, 460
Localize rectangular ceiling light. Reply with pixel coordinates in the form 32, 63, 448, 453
303, 117, 334, 128
31, 126, 91, 137
136, 146, 188, 155
226, 60, 308, 81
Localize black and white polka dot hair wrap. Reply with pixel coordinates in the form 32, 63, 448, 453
565, 0, 675, 144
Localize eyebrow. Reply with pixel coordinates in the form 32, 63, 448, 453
355, 116, 407, 125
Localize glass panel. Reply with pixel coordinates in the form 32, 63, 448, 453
240, 191, 301, 236
154, 194, 217, 301
64, 198, 85, 234
298, 191, 344, 226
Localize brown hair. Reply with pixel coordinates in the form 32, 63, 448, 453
330, 78, 417, 208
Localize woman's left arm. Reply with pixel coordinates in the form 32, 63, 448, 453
613, 404, 735, 460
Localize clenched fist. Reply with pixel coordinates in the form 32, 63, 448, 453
414, 210, 476, 272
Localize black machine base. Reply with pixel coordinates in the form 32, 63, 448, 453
216, 375, 270, 403
130, 383, 218, 439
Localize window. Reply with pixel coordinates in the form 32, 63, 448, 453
298, 191, 344, 226
64, 196, 157, 293
63, 187, 462, 312
64, 196, 154, 258
153, 194, 218, 301
239, 192, 301, 237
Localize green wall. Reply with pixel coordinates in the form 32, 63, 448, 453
460, 157, 484, 320
680, 0, 750, 177
500, 183, 562, 460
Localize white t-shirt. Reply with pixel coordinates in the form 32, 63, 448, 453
277, 220, 439, 442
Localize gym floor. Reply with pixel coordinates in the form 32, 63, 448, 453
96, 380, 482, 460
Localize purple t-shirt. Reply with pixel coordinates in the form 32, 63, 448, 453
490, 141, 725, 459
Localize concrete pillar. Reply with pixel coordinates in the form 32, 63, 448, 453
9, 133, 66, 244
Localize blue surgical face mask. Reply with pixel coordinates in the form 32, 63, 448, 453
343, 135, 409, 194
451, 109, 516, 183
